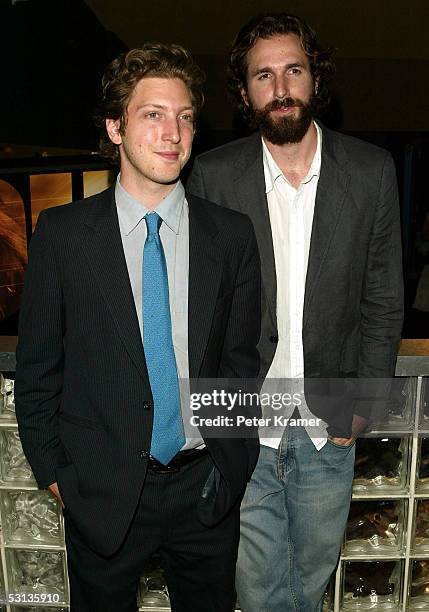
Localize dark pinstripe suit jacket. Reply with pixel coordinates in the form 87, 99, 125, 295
188, 124, 404, 437
15, 186, 261, 556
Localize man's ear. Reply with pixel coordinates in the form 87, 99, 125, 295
240, 86, 249, 107
106, 119, 122, 145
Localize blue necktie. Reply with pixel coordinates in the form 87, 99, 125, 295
143, 212, 185, 464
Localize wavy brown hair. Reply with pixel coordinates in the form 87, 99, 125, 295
95, 42, 205, 163
228, 13, 335, 125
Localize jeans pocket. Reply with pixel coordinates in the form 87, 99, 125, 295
327, 437, 356, 450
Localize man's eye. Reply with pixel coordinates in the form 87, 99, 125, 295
288, 68, 302, 75
147, 111, 159, 119
180, 114, 194, 122
257, 73, 270, 80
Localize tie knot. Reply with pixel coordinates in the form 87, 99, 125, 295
145, 212, 162, 236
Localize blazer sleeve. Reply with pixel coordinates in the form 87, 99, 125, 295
187, 158, 207, 200
217, 216, 261, 471
354, 152, 404, 418
218, 216, 261, 379
15, 210, 68, 488
189, 157, 261, 375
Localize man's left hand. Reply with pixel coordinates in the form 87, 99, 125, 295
328, 414, 369, 447
328, 435, 355, 447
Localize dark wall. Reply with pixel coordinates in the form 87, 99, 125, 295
1, 0, 126, 151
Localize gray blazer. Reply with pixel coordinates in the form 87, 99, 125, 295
188, 124, 404, 436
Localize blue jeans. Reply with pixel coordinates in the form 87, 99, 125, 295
236, 425, 355, 612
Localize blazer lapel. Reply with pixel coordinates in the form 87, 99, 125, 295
187, 195, 223, 378
81, 187, 149, 382
303, 126, 351, 327
234, 134, 277, 325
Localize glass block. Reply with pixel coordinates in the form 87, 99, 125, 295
6, 549, 67, 605
353, 437, 409, 493
0, 373, 5, 414
420, 379, 429, 425
342, 560, 402, 609
413, 500, 429, 554
138, 554, 169, 608
417, 439, 429, 492
409, 560, 429, 609
0, 373, 16, 421
0, 555, 5, 606
0, 429, 36, 487
368, 377, 414, 431
344, 500, 405, 556
0, 490, 62, 546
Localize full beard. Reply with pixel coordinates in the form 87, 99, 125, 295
250, 96, 315, 145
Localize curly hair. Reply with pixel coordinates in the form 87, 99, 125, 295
228, 13, 335, 124
95, 42, 205, 163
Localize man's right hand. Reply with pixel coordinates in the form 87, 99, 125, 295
48, 482, 65, 508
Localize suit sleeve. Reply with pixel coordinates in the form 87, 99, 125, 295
187, 158, 207, 200
15, 211, 68, 488
354, 153, 404, 419
219, 217, 261, 379
218, 218, 261, 472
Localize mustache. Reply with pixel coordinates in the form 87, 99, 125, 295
264, 97, 306, 112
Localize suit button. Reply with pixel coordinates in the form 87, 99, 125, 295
139, 450, 149, 458
143, 401, 152, 411
269, 335, 279, 343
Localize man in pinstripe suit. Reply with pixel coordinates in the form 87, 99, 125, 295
15, 43, 261, 612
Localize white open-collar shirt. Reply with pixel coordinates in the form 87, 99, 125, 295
261, 122, 328, 450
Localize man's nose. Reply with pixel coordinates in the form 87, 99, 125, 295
274, 75, 290, 99
162, 118, 181, 143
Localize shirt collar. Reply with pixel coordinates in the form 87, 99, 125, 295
262, 121, 322, 194
115, 176, 186, 236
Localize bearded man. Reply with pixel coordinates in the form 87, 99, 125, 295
188, 12, 403, 612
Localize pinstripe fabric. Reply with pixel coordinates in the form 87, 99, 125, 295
15, 186, 261, 557
65, 454, 239, 611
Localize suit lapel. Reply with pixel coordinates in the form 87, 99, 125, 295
187, 195, 223, 378
303, 127, 350, 326
81, 187, 149, 382
234, 134, 277, 325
